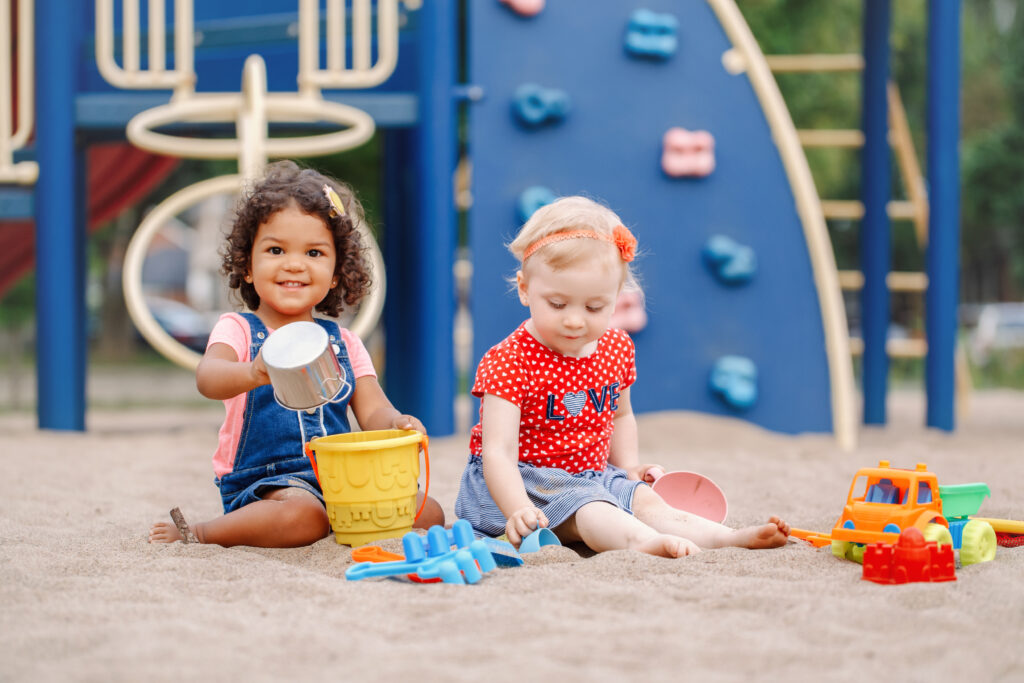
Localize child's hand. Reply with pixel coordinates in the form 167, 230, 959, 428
624, 463, 662, 482
250, 351, 271, 387
505, 505, 548, 547
391, 414, 426, 434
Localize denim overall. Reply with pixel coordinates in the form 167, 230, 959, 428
217, 312, 354, 513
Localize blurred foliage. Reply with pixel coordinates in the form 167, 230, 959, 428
970, 349, 1024, 388
744, 0, 1023, 305
0, 273, 34, 330
961, 2, 1024, 302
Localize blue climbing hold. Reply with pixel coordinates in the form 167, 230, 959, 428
518, 186, 557, 223
624, 9, 679, 60
702, 235, 757, 286
512, 83, 570, 127
709, 355, 758, 411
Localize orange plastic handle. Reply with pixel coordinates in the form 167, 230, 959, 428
790, 528, 833, 548
414, 434, 430, 522
304, 442, 320, 485
351, 546, 404, 563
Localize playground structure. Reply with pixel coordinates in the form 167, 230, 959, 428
96, 0, 403, 368
1, 1, 963, 447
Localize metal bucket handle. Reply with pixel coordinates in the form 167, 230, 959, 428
272, 364, 353, 411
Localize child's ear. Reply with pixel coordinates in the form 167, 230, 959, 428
516, 270, 529, 306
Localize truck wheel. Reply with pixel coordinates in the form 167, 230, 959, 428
848, 543, 865, 564
830, 540, 864, 563
959, 520, 997, 566
923, 523, 952, 548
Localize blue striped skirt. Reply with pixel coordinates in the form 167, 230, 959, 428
454, 455, 645, 537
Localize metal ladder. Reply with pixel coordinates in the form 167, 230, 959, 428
765, 53, 971, 404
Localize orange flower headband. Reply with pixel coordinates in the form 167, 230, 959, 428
523, 224, 637, 263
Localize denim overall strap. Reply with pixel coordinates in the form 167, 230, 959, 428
309, 316, 355, 437
217, 313, 355, 512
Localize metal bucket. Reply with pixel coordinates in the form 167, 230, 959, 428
261, 321, 351, 410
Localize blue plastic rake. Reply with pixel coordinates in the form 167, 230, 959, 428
345, 520, 498, 585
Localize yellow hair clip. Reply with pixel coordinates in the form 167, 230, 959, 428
323, 184, 346, 217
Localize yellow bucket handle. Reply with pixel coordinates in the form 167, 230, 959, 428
304, 432, 431, 523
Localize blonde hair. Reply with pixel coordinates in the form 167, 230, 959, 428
509, 196, 640, 292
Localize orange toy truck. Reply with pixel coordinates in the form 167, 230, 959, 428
823, 461, 997, 566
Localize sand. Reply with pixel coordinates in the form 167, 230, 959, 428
1, 389, 1022, 682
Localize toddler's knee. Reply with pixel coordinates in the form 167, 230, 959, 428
413, 496, 446, 530
281, 499, 331, 542
630, 484, 662, 517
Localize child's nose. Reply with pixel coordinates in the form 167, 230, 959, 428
564, 313, 584, 329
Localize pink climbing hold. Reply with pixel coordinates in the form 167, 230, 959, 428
610, 291, 647, 333
661, 127, 715, 177
500, 0, 545, 18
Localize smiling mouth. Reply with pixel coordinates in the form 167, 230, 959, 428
277, 281, 307, 288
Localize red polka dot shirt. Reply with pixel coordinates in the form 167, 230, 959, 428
469, 322, 637, 474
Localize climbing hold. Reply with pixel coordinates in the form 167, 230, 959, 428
512, 83, 570, 128
518, 186, 557, 223
709, 356, 757, 411
500, 0, 545, 18
702, 234, 756, 285
624, 9, 679, 60
610, 291, 648, 333
662, 127, 715, 177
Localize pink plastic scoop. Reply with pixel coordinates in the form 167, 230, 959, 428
647, 467, 728, 523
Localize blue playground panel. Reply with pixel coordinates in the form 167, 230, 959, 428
467, 1, 834, 434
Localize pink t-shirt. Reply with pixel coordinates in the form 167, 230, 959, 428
206, 312, 377, 477
468, 323, 637, 474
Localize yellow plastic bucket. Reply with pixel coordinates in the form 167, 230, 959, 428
305, 430, 429, 546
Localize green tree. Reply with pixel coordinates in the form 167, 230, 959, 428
962, 0, 1024, 302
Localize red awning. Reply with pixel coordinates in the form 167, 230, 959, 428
0, 143, 179, 297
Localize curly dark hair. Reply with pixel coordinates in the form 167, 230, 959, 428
222, 160, 372, 317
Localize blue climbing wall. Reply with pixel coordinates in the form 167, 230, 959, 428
468, 1, 835, 434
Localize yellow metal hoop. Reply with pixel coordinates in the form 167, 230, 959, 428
126, 94, 375, 160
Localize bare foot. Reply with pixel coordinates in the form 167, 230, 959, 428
632, 533, 701, 558
733, 516, 790, 549
149, 507, 199, 544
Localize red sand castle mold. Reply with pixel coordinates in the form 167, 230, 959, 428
861, 527, 957, 585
